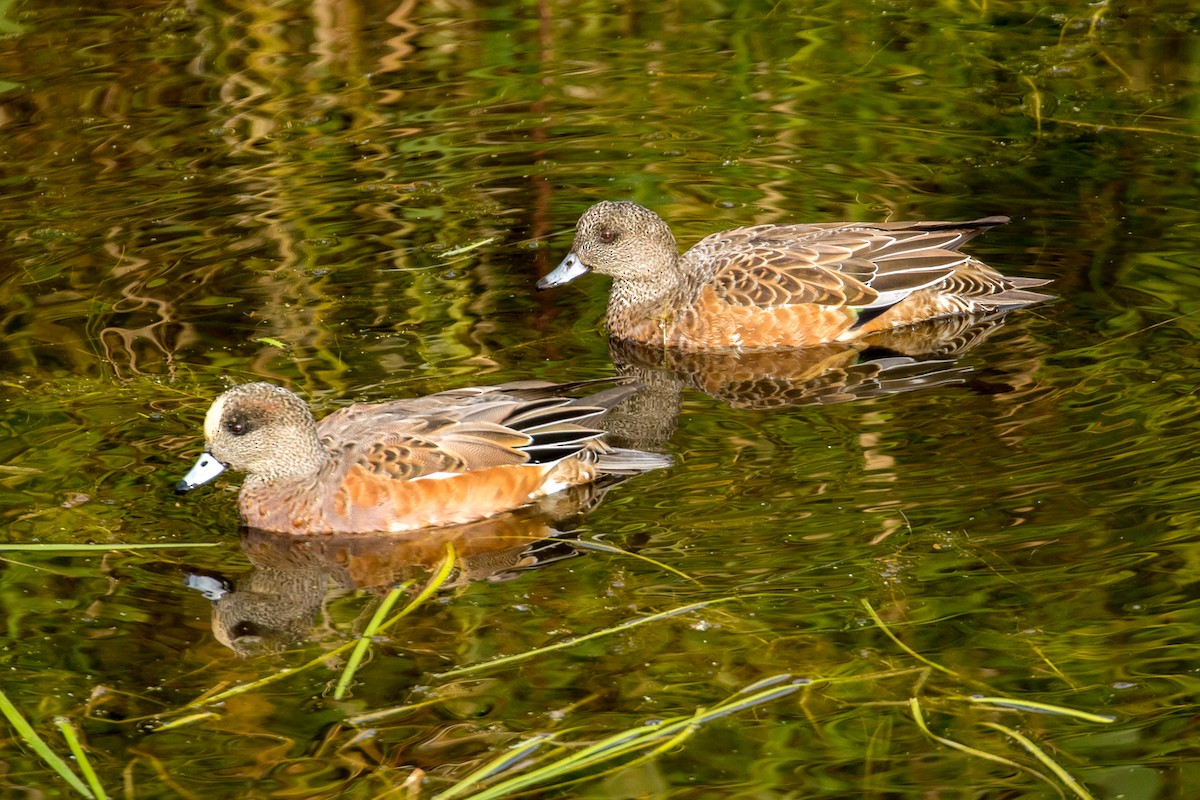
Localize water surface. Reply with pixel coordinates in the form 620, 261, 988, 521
1, 1, 1198, 798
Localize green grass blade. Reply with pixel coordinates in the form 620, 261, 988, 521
440, 236, 497, 258
703, 682, 800, 718
570, 538, 701, 584
334, 586, 407, 700
539, 713, 704, 797
182, 668, 300, 710
967, 696, 1116, 724
0, 543, 218, 552
525, 712, 710, 799
152, 711, 221, 731
54, 717, 108, 800
982, 722, 1097, 800
909, 698, 1062, 798
432, 596, 738, 680
546, 718, 686, 765
179, 546, 457, 716
432, 733, 556, 799
345, 696, 444, 726
737, 673, 797, 695
433, 678, 800, 800
374, 543, 457, 636
0, 690, 93, 798
436, 717, 690, 800
861, 599, 958, 677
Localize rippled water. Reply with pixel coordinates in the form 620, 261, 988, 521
2, 1, 1198, 798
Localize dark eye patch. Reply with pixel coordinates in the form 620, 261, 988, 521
231, 620, 260, 638
224, 403, 268, 437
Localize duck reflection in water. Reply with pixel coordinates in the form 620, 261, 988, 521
603, 309, 1035, 448
183, 481, 627, 657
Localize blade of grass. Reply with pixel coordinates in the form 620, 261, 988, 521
345, 696, 445, 726
737, 672, 797, 695
967, 697, 1116, 724
437, 713, 698, 800
1039, 116, 1200, 141
569, 538, 701, 584
440, 237, 497, 258
179, 666, 300, 711
431, 733, 557, 798
0, 690, 93, 798
702, 682, 801, 717
982, 722, 1097, 800
0, 464, 40, 474
432, 596, 739, 680
334, 585, 408, 700
373, 543, 457, 636
176, 546, 458, 715
1030, 643, 1077, 689
534, 710, 707, 799
1020, 75, 1043, 137
860, 599, 958, 677
434, 678, 801, 800
909, 698, 1062, 798
0, 543, 218, 552
54, 717, 108, 800
151, 711, 221, 732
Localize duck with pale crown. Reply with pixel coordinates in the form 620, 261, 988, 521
177, 379, 669, 534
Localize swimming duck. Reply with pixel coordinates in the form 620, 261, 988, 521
538, 201, 1051, 350
177, 379, 669, 534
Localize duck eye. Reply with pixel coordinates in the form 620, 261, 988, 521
231, 620, 260, 638
226, 418, 249, 436
597, 226, 618, 244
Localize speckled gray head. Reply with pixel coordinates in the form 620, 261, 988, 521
175, 383, 311, 494
538, 201, 677, 290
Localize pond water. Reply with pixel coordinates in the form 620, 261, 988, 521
2, 1, 1198, 798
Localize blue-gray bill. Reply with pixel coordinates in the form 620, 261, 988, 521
177, 451, 227, 494
537, 252, 590, 289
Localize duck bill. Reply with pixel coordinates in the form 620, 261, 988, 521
177, 451, 227, 494
537, 252, 590, 289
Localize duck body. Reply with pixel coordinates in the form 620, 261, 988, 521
177, 380, 668, 534
539, 201, 1052, 350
